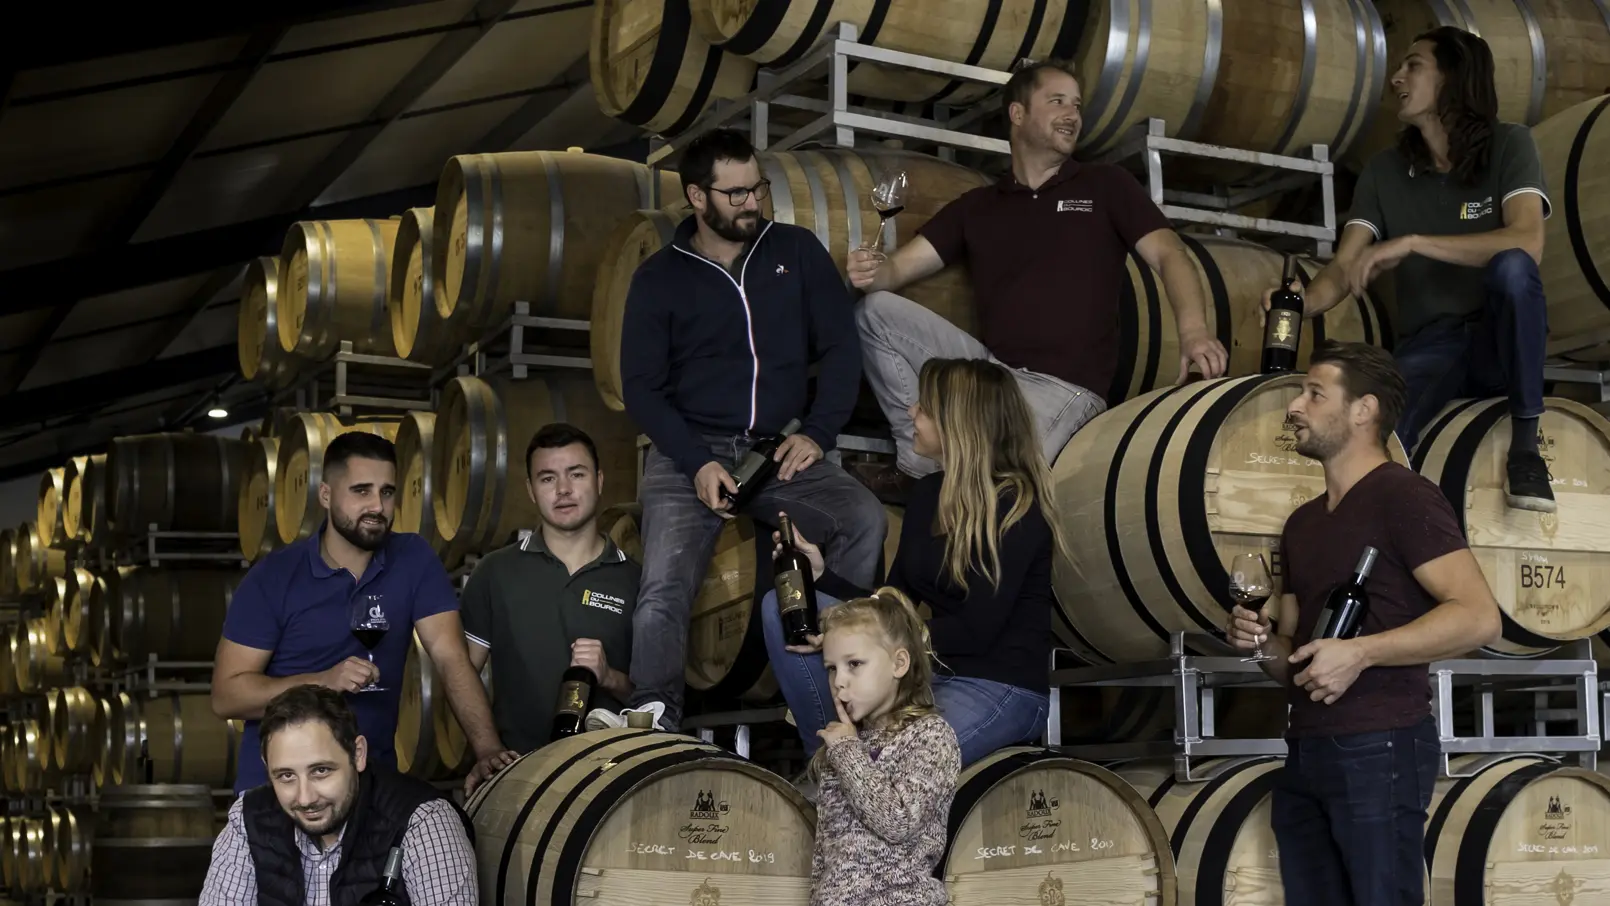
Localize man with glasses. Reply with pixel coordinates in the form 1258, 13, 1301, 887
594, 128, 885, 733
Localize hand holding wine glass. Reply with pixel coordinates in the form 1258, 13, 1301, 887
1227, 553, 1275, 663
858, 169, 908, 262
349, 598, 390, 692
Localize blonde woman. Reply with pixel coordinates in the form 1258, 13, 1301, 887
763, 358, 1064, 767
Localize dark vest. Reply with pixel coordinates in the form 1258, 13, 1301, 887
242, 767, 473, 906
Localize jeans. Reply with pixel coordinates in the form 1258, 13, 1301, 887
760, 589, 1048, 766
629, 442, 885, 730
1271, 717, 1439, 906
1393, 249, 1547, 454
855, 291, 1107, 477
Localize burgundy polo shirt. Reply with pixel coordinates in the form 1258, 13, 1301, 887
918, 159, 1171, 400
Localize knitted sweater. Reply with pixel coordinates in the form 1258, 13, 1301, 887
811, 713, 961, 906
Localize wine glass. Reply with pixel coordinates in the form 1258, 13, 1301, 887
350, 598, 390, 692
859, 169, 908, 261
1229, 553, 1274, 663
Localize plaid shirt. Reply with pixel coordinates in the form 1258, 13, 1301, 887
199, 795, 477, 905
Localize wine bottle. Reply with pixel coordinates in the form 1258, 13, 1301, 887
1262, 256, 1304, 374
1311, 546, 1378, 641
722, 418, 802, 509
774, 512, 820, 646
358, 846, 405, 905
550, 664, 597, 742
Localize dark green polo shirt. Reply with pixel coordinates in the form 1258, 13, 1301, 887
460, 528, 639, 754
1345, 122, 1551, 340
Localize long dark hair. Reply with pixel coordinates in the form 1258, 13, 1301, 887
1397, 26, 1498, 186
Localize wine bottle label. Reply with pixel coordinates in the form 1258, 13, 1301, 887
777, 570, 809, 615
1265, 309, 1300, 351
1310, 606, 1335, 642
557, 680, 589, 717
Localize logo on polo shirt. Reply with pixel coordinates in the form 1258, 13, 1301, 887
1459, 197, 1494, 220
581, 589, 626, 615
1056, 198, 1094, 213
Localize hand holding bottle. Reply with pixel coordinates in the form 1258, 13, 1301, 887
695, 462, 738, 519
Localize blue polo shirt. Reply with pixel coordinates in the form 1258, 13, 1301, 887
222, 528, 459, 792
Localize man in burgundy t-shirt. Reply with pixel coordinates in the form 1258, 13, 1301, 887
1228, 342, 1501, 906
845, 60, 1228, 479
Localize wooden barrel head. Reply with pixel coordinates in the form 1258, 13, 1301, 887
277, 219, 400, 360
397, 630, 444, 779
591, 208, 680, 411
468, 730, 814, 906
239, 256, 287, 384
388, 207, 437, 362
944, 748, 1176, 906
37, 468, 64, 549
590, 0, 756, 134
394, 411, 446, 560
1535, 94, 1610, 362
239, 436, 280, 561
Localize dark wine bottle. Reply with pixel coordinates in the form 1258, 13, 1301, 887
722, 418, 802, 509
1312, 546, 1378, 641
1262, 256, 1304, 374
358, 846, 405, 905
550, 664, 596, 742
774, 512, 820, 646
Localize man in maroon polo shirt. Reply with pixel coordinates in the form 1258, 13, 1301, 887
849, 60, 1228, 479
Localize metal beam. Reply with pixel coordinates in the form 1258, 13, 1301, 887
0, 346, 239, 433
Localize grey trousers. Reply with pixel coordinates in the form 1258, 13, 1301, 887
855, 291, 1107, 477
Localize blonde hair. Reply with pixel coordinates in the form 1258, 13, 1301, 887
808, 587, 936, 779
917, 358, 1069, 592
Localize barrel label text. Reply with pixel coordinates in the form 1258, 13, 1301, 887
678, 822, 730, 846
1518, 843, 1597, 855
1520, 564, 1566, 589
627, 842, 678, 856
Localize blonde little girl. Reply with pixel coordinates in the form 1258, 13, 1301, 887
809, 587, 961, 906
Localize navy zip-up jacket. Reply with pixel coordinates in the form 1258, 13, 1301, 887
620, 214, 861, 481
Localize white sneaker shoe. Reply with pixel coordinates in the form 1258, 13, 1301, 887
585, 702, 667, 732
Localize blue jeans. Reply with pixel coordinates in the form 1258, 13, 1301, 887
760, 589, 1048, 766
1394, 249, 1547, 454
1271, 717, 1439, 906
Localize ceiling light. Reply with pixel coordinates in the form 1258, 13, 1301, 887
207, 407, 229, 419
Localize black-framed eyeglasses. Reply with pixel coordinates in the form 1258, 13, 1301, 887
704, 179, 770, 205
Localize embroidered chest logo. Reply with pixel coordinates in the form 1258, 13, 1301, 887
1458, 196, 1494, 220
581, 589, 626, 615
775, 264, 788, 275
1056, 198, 1094, 213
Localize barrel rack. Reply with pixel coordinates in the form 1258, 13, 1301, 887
1047, 631, 1602, 782
271, 340, 435, 419
431, 301, 593, 385
645, 20, 1341, 257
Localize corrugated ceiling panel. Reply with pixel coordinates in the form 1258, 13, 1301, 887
51, 274, 216, 340
313, 99, 525, 205
0, 174, 144, 270
19, 325, 175, 391
276, 0, 482, 54
132, 134, 347, 242
160, 300, 239, 359
506, 84, 639, 154
0, 311, 56, 353
408, 5, 590, 110
10, 37, 245, 97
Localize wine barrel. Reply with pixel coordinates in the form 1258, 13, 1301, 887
9, 720, 51, 791
395, 411, 450, 565
1410, 397, 1610, 656
1348, 2, 1610, 170
1072, 0, 1386, 165
59, 456, 87, 542
136, 692, 239, 789
64, 453, 107, 546
13, 520, 66, 594
590, 148, 989, 410
37, 466, 66, 548
388, 206, 467, 365
42, 806, 87, 894
434, 151, 682, 338
0, 527, 14, 596
590, 0, 756, 135
941, 748, 1177, 906
96, 691, 138, 789
1110, 234, 1393, 403
433, 374, 637, 561
238, 434, 281, 561
1050, 374, 1412, 662
237, 255, 297, 387
15, 616, 66, 694
0, 625, 11, 698
8, 818, 44, 895
276, 217, 400, 360
59, 567, 101, 657
91, 785, 216, 904
1426, 754, 1610, 905
1535, 95, 1610, 362
466, 729, 815, 905
105, 432, 247, 538
396, 630, 479, 780
0, 816, 14, 887
110, 567, 242, 665
274, 413, 399, 544
691, 0, 1080, 105
1117, 757, 1284, 906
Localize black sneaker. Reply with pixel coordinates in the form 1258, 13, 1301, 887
1505, 451, 1556, 513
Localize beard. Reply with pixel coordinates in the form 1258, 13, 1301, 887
288, 785, 357, 840
701, 204, 761, 243
1293, 423, 1344, 461
332, 508, 390, 551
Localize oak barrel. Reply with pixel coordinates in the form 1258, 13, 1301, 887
36, 467, 66, 548
8, 720, 51, 792
7, 818, 44, 895
388, 206, 467, 364
90, 785, 216, 904
96, 691, 138, 789
0, 528, 13, 596
109, 567, 242, 665
0, 624, 11, 698
1110, 234, 1393, 403
135, 692, 239, 789
238, 434, 281, 561
1349, 1, 1610, 169
1410, 397, 1610, 656
64, 453, 107, 546
105, 432, 247, 538
1117, 757, 1285, 906
59, 567, 101, 657
396, 629, 478, 780
1534, 95, 1610, 362
1426, 754, 1610, 905
434, 150, 682, 336
274, 413, 399, 544
590, 0, 757, 135
1073, 0, 1387, 164
15, 616, 66, 694
466, 729, 815, 905
59, 456, 88, 542
238, 255, 296, 387
433, 374, 638, 561
12, 520, 65, 594
941, 747, 1177, 906
42, 806, 87, 894
276, 217, 400, 360
1050, 374, 1411, 662
394, 411, 449, 564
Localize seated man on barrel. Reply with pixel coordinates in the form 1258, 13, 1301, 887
1261, 26, 1553, 512
199, 684, 477, 905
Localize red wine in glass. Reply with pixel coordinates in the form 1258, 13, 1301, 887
350, 599, 389, 692
351, 627, 387, 650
